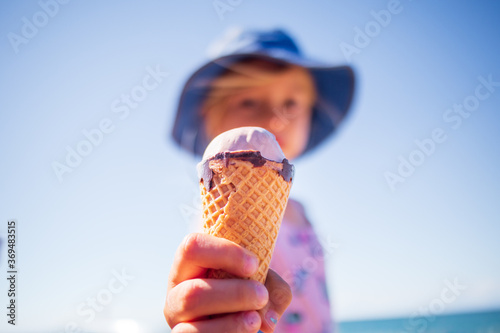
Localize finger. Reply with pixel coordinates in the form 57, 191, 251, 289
167, 278, 268, 326
257, 269, 293, 332
169, 233, 259, 287
172, 311, 261, 333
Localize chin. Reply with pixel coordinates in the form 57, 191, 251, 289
283, 149, 299, 161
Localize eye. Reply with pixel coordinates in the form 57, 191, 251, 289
283, 99, 300, 115
240, 99, 258, 108
284, 99, 297, 108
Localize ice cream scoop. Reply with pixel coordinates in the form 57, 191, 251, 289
198, 127, 293, 191
201, 127, 285, 162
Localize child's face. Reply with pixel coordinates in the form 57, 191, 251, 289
205, 65, 314, 160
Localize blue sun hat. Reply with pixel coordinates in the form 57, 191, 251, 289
171, 28, 356, 157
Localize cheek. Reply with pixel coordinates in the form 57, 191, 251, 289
293, 119, 311, 150
282, 115, 311, 159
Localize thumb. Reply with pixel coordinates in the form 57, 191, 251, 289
258, 269, 292, 332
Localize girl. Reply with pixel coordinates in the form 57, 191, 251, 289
165, 29, 355, 333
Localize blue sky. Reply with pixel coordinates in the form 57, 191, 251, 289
1, 1, 499, 332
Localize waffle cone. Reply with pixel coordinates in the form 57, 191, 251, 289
200, 157, 292, 283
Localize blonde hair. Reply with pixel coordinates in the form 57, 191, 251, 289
202, 59, 316, 139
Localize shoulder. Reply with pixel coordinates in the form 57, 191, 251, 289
283, 198, 311, 227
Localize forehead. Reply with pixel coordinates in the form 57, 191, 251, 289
226, 61, 314, 92
242, 71, 315, 98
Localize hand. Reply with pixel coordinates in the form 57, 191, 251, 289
164, 233, 292, 332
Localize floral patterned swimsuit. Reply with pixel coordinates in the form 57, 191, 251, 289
269, 200, 334, 333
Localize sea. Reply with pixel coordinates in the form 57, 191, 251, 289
337, 310, 500, 333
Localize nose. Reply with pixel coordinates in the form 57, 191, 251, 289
269, 116, 286, 133
268, 106, 288, 134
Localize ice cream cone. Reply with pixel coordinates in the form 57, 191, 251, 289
200, 154, 293, 283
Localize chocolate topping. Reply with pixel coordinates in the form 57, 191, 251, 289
279, 158, 294, 182
199, 151, 294, 191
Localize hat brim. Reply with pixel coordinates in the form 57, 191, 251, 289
172, 52, 355, 157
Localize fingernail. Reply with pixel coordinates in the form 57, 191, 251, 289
255, 283, 269, 307
244, 311, 260, 329
266, 310, 279, 327
244, 254, 259, 275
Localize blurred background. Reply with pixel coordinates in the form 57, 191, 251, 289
1, 0, 499, 332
